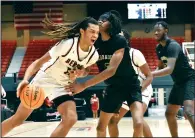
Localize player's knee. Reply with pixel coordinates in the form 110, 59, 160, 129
96, 123, 106, 133
109, 118, 119, 126
165, 110, 175, 118
184, 108, 194, 117
133, 120, 143, 130
61, 111, 77, 126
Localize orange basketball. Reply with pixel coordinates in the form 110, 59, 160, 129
20, 84, 45, 109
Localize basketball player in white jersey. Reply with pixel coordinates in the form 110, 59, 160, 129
108, 30, 153, 137
2, 16, 99, 137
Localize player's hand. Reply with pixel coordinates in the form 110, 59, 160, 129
68, 70, 78, 81
65, 82, 86, 95
68, 68, 86, 81
16, 80, 29, 98
75, 68, 86, 78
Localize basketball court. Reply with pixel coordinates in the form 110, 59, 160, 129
4, 117, 194, 137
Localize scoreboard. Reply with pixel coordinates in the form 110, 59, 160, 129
128, 3, 167, 19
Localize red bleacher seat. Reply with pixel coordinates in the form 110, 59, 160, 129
1, 40, 17, 76
18, 40, 55, 78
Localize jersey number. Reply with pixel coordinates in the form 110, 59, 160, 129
64, 67, 72, 75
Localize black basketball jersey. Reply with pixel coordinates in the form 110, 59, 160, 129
156, 38, 195, 84
95, 34, 140, 86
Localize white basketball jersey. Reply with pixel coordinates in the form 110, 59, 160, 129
129, 48, 147, 85
40, 37, 99, 86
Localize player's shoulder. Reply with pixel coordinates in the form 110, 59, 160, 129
131, 48, 143, 55
131, 48, 140, 52
112, 35, 128, 49
57, 37, 75, 47
169, 39, 181, 47
167, 39, 182, 51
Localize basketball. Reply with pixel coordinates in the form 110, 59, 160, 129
20, 84, 45, 109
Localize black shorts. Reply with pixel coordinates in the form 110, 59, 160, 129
168, 76, 195, 105
52, 95, 75, 108
101, 85, 142, 113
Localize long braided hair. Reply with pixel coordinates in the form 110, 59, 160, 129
99, 11, 122, 37
41, 14, 98, 40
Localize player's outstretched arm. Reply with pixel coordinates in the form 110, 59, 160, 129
65, 48, 125, 94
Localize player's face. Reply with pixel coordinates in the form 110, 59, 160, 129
154, 24, 166, 41
81, 23, 99, 46
98, 18, 110, 33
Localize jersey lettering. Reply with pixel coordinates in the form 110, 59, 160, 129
65, 58, 83, 69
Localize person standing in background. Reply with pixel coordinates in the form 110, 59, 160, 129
152, 21, 195, 137
90, 94, 99, 119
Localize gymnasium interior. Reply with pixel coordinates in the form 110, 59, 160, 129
1, 1, 195, 137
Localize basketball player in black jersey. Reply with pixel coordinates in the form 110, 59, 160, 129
152, 21, 195, 137
66, 11, 144, 137
108, 29, 153, 137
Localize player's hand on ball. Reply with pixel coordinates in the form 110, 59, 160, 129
65, 82, 86, 95
16, 80, 29, 98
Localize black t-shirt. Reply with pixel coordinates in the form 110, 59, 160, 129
156, 39, 195, 83
95, 34, 140, 86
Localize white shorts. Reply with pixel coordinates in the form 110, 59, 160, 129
30, 70, 71, 100
122, 84, 153, 111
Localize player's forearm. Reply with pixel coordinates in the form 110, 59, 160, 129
23, 60, 42, 81
83, 67, 115, 89
152, 67, 172, 77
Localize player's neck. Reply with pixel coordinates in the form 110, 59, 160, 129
100, 32, 111, 41
79, 38, 90, 52
160, 36, 169, 47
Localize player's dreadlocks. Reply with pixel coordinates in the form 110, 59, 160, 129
41, 14, 98, 40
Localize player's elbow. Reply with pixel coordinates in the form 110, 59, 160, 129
167, 66, 174, 74
107, 67, 117, 77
